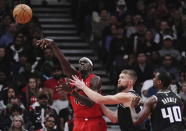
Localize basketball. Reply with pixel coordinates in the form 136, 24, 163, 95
13, 4, 32, 24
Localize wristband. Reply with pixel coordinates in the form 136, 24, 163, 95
44, 38, 54, 42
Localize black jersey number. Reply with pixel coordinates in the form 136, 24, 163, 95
161, 106, 182, 123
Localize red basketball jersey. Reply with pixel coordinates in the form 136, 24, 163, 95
70, 73, 103, 118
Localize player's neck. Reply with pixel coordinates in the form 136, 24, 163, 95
80, 72, 90, 79
158, 88, 169, 92
123, 86, 134, 93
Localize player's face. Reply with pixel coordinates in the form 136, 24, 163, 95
117, 73, 130, 91
79, 60, 92, 73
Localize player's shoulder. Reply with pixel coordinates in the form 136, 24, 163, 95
91, 74, 101, 80
117, 92, 135, 98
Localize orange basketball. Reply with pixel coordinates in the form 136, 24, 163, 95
13, 4, 32, 24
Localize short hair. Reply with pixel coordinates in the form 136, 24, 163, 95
156, 71, 172, 88
121, 69, 137, 82
45, 114, 56, 124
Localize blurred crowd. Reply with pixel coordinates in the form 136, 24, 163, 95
0, 0, 186, 130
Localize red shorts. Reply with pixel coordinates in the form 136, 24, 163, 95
73, 117, 107, 131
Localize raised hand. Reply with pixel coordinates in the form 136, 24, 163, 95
56, 78, 73, 93
34, 38, 53, 49
70, 75, 86, 90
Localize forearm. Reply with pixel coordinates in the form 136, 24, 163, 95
50, 43, 76, 76
81, 85, 105, 104
129, 106, 140, 125
101, 105, 118, 123
71, 91, 95, 107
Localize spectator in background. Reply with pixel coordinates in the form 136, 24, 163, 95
21, 76, 41, 109
92, 9, 110, 43
0, 46, 12, 72
179, 67, 186, 84
109, 24, 131, 83
142, 30, 160, 54
135, 0, 146, 18
44, 65, 70, 131
155, 55, 180, 82
129, 21, 147, 54
34, 47, 59, 75
6, 32, 27, 63
177, 15, 186, 57
10, 52, 33, 94
145, 3, 157, 29
0, 14, 13, 37
115, 0, 128, 22
0, 68, 12, 99
44, 67, 66, 99
159, 35, 181, 62
35, 47, 60, 80
102, 24, 117, 68
92, 9, 110, 60
140, 79, 153, 101
148, 51, 161, 69
156, 0, 169, 19
43, 114, 58, 131
0, 104, 28, 131
133, 52, 154, 87
154, 20, 170, 44
0, 87, 16, 110
0, 23, 17, 47
29, 89, 57, 131
8, 115, 28, 131
102, 14, 119, 38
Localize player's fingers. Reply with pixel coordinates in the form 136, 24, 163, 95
69, 79, 75, 83
71, 75, 77, 80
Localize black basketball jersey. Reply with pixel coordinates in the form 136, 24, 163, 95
118, 91, 146, 131
151, 91, 184, 131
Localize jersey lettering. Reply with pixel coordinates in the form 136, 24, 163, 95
161, 106, 182, 123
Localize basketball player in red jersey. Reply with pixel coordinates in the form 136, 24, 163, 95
35, 39, 107, 131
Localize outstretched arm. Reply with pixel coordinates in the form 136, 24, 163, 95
35, 39, 77, 76
70, 75, 135, 105
57, 76, 99, 107
130, 96, 157, 125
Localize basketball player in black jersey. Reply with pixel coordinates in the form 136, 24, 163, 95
70, 69, 146, 131
130, 71, 184, 131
